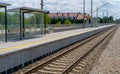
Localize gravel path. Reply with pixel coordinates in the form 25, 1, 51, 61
89, 26, 120, 74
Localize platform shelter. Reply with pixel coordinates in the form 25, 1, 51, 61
0, 2, 11, 42
7, 7, 45, 41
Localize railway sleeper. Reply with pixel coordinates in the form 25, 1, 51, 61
40, 67, 62, 72
44, 66, 65, 71
37, 70, 60, 74
51, 62, 70, 66
48, 64, 68, 69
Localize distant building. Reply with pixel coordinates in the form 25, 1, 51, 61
48, 12, 90, 20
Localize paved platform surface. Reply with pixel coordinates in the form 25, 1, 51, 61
0, 25, 112, 55
90, 26, 120, 74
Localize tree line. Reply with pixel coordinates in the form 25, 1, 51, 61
45, 14, 115, 27
0, 12, 115, 28
98, 16, 114, 23
45, 14, 91, 27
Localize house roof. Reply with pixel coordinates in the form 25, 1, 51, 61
77, 14, 84, 20
48, 12, 90, 20
68, 13, 78, 17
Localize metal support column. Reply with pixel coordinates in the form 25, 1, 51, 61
20, 9, 22, 40
5, 6, 7, 42
44, 12, 46, 35
22, 12, 25, 38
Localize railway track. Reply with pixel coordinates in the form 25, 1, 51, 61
62, 26, 118, 74
14, 26, 117, 74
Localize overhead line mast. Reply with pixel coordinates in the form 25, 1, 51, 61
40, 0, 44, 10
91, 0, 93, 27
83, 0, 85, 28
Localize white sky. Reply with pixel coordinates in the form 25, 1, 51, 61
0, 0, 120, 19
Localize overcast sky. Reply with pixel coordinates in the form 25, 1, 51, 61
1, 0, 120, 19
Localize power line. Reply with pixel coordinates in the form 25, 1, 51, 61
93, 1, 110, 13
110, 10, 120, 17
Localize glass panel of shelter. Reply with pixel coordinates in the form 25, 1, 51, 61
23, 12, 44, 38
0, 7, 5, 41
39, 13, 44, 35
34, 12, 44, 35
7, 10, 20, 41
6, 9, 44, 41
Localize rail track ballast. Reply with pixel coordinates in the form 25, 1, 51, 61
14, 25, 118, 74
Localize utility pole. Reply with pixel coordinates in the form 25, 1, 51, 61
91, 0, 93, 27
83, 0, 85, 28
106, 11, 109, 24
40, 0, 46, 35
96, 7, 98, 26
40, 0, 44, 10
103, 11, 104, 25
89, 1, 109, 27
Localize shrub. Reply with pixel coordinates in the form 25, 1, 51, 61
64, 20, 72, 26
56, 21, 61, 27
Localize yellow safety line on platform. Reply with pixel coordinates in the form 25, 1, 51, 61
0, 30, 90, 53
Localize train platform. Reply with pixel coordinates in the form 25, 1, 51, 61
90, 25, 120, 74
0, 25, 115, 73
0, 25, 113, 55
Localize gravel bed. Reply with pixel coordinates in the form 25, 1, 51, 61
89, 26, 120, 74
